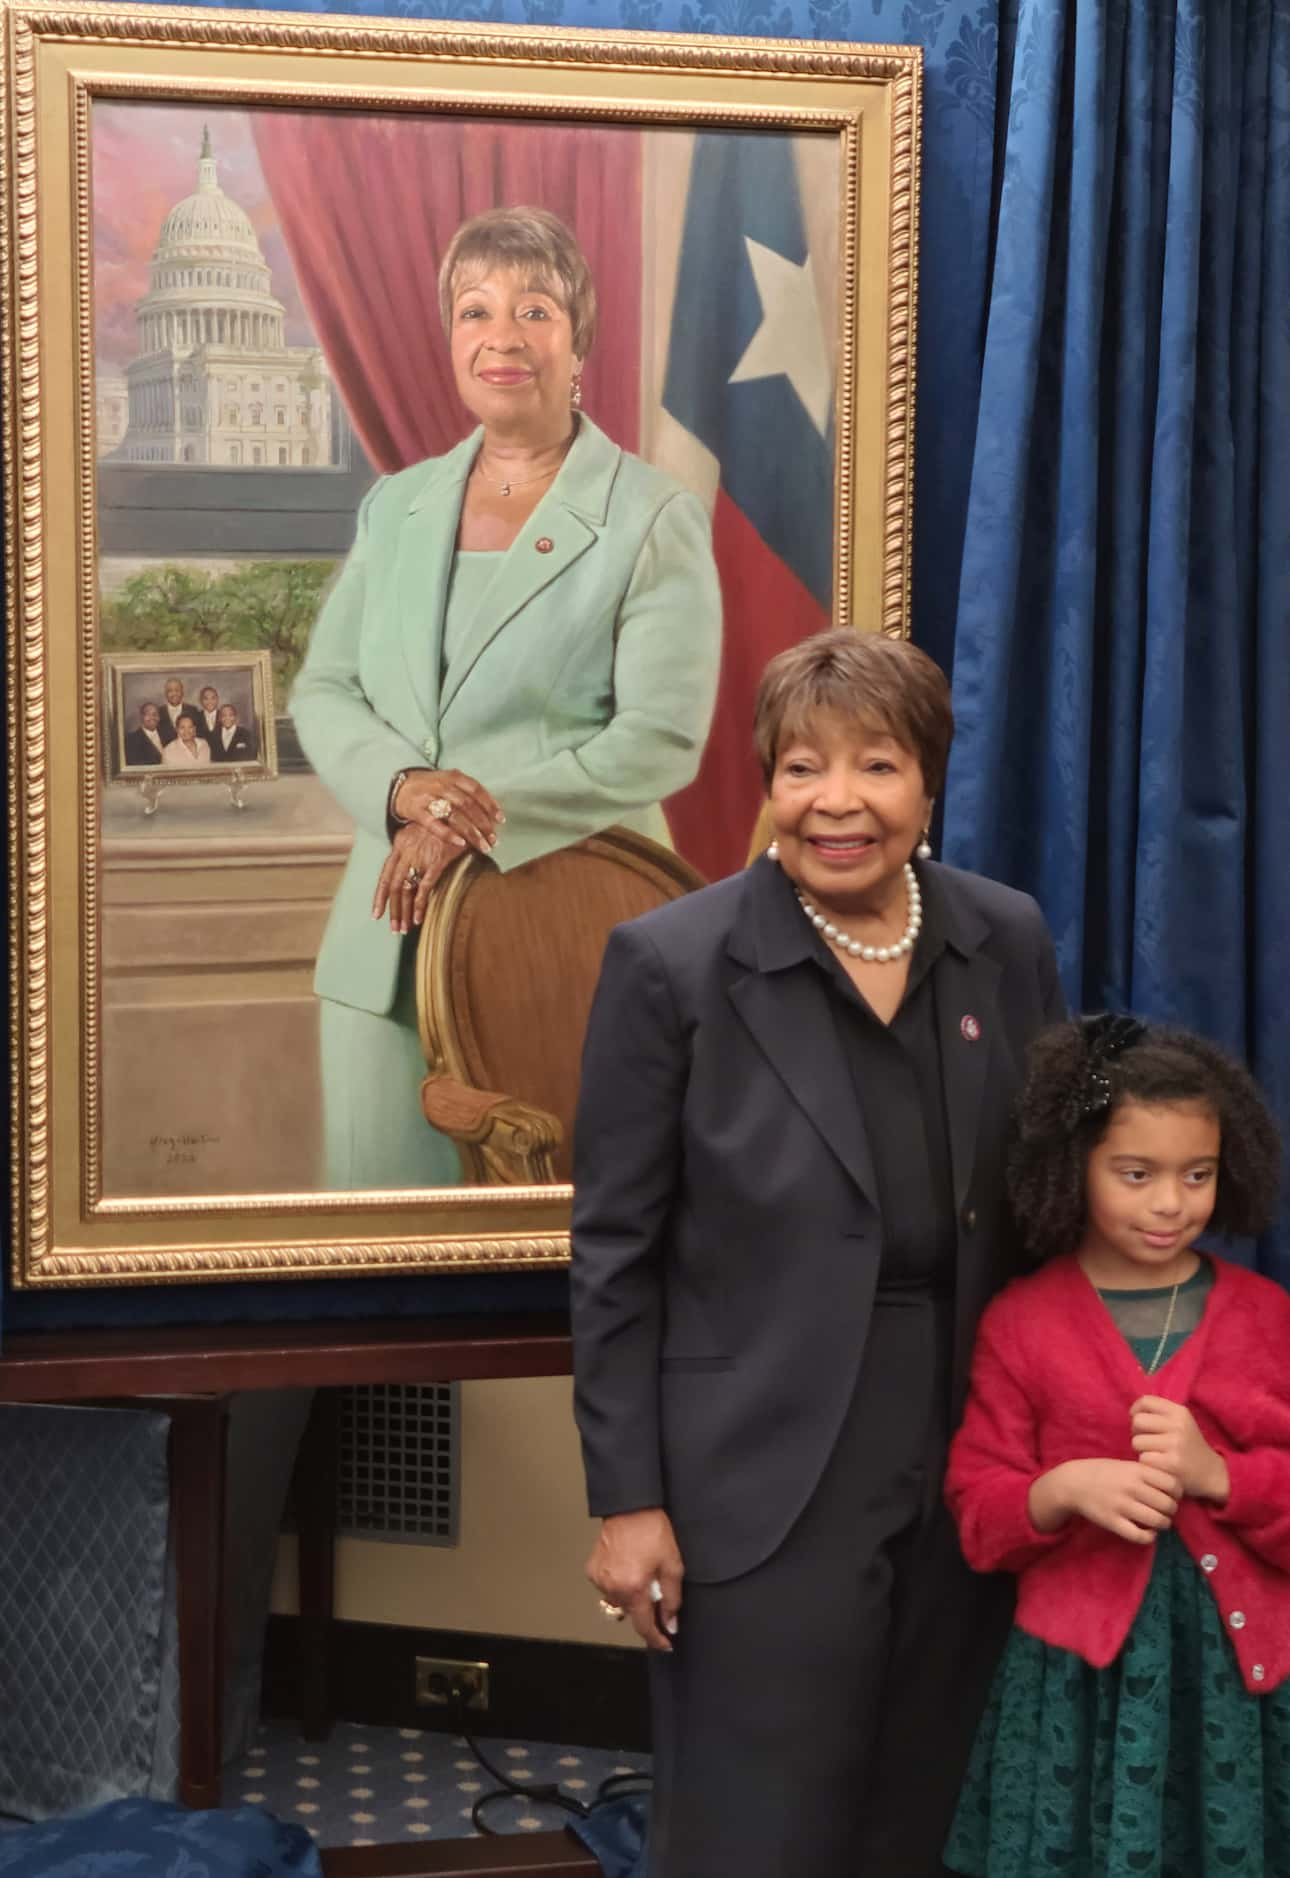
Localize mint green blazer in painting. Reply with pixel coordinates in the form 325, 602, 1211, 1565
291, 416, 723, 1018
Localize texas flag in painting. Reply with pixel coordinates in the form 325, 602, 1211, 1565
654, 133, 836, 881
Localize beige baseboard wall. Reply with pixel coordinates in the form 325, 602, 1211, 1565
272, 1374, 636, 1650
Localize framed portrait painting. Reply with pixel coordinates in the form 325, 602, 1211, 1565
2, 1, 921, 1286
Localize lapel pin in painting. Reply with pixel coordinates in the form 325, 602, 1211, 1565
535, 536, 554, 554
960, 1014, 982, 1043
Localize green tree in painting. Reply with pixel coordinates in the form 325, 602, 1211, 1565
100, 560, 337, 700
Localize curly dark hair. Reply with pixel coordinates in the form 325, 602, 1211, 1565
1008, 1017, 1282, 1261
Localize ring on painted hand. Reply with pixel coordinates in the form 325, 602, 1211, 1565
404, 866, 421, 888
598, 1598, 626, 1622
427, 796, 454, 821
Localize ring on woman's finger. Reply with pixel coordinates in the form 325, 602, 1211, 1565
427, 796, 454, 822
598, 1598, 626, 1622
404, 866, 421, 888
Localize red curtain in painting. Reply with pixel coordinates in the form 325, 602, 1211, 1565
252, 113, 642, 471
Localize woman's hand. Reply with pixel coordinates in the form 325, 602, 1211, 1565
1028, 1457, 1181, 1544
394, 768, 504, 856
585, 1509, 684, 1654
1130, 1395, 1230, 1503
372, 824, 464, 934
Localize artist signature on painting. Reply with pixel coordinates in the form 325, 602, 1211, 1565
150, 1131, 220, 1166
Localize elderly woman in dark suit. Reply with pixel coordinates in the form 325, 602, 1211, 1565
570, 629, 1065, 1877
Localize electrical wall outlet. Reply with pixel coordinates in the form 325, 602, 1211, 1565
414, 1655, 490, 1712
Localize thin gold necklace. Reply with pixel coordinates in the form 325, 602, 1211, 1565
475, 446, 569, 498
1144, 1279, 1182, 1375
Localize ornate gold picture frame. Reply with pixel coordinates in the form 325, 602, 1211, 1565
3, 0, 920, 1287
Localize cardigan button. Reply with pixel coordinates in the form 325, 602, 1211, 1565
1200, 1553, 1218, 1572
1253, 1665, 1266, 1682
1229, 1611, 1247, 1630
961, 1207, 977, 1231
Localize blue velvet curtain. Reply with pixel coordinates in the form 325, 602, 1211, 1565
943, 0, 1290, 1284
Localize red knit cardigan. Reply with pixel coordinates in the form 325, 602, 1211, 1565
945, 1253, 1290, 1695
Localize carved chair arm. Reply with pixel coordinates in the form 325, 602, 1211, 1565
420, 1075, 562, 1186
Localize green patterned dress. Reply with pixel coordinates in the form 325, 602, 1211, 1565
945, 1268, 1290, 1877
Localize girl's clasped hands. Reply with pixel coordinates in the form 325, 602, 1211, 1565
1128, 1391, 1231, 1504
1029, 1395, 1230, 1547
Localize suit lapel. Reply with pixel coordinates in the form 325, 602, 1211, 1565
934, 941, 1003, 1212
727, 860, 879, 1210
438, 417, 620, 719
729, 861, 1012, 1222
728, 968, 879, 1208
440, 511, 596, 716
396, 433, 479, 730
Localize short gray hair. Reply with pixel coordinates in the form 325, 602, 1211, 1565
437, 207, 597, 360
753, 628, 955, 798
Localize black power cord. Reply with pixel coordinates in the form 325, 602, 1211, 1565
443, 1678, 652, 1839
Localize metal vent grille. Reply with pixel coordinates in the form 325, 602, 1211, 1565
337, 1382, 460, 1546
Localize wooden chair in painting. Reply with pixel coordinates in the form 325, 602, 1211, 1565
416, 827, 702, 1185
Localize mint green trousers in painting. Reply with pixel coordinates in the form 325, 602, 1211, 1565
318, 937, 463, 1193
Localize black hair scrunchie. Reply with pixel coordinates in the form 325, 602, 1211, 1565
1065, 1011, 1149, 1127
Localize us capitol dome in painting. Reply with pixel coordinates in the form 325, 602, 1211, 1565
103, 127, 335, 468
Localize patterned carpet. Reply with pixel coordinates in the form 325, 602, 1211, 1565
232, 1718, 650, 1849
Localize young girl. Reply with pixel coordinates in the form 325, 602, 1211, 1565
944, 1014, 1290, 1877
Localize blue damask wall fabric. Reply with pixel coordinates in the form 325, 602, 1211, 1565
4, 0, 1004, 1334
943, 0, 1290, 1285
0, 1406, 172, 1819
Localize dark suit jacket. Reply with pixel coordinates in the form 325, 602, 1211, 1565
158, 702, 199, 746
209, 724, 258, 763
570, 855, 1065, 1584
124, 727, 164, 766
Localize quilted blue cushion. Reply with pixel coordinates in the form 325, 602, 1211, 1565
0, 1799, 322, 1876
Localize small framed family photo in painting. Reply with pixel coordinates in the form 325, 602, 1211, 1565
3, 1, 920, 1288
104, 651, 276, 782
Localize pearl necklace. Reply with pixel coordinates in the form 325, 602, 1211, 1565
796, 862, 922, 963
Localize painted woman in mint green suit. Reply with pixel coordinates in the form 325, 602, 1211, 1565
291, 208, 722, 1190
